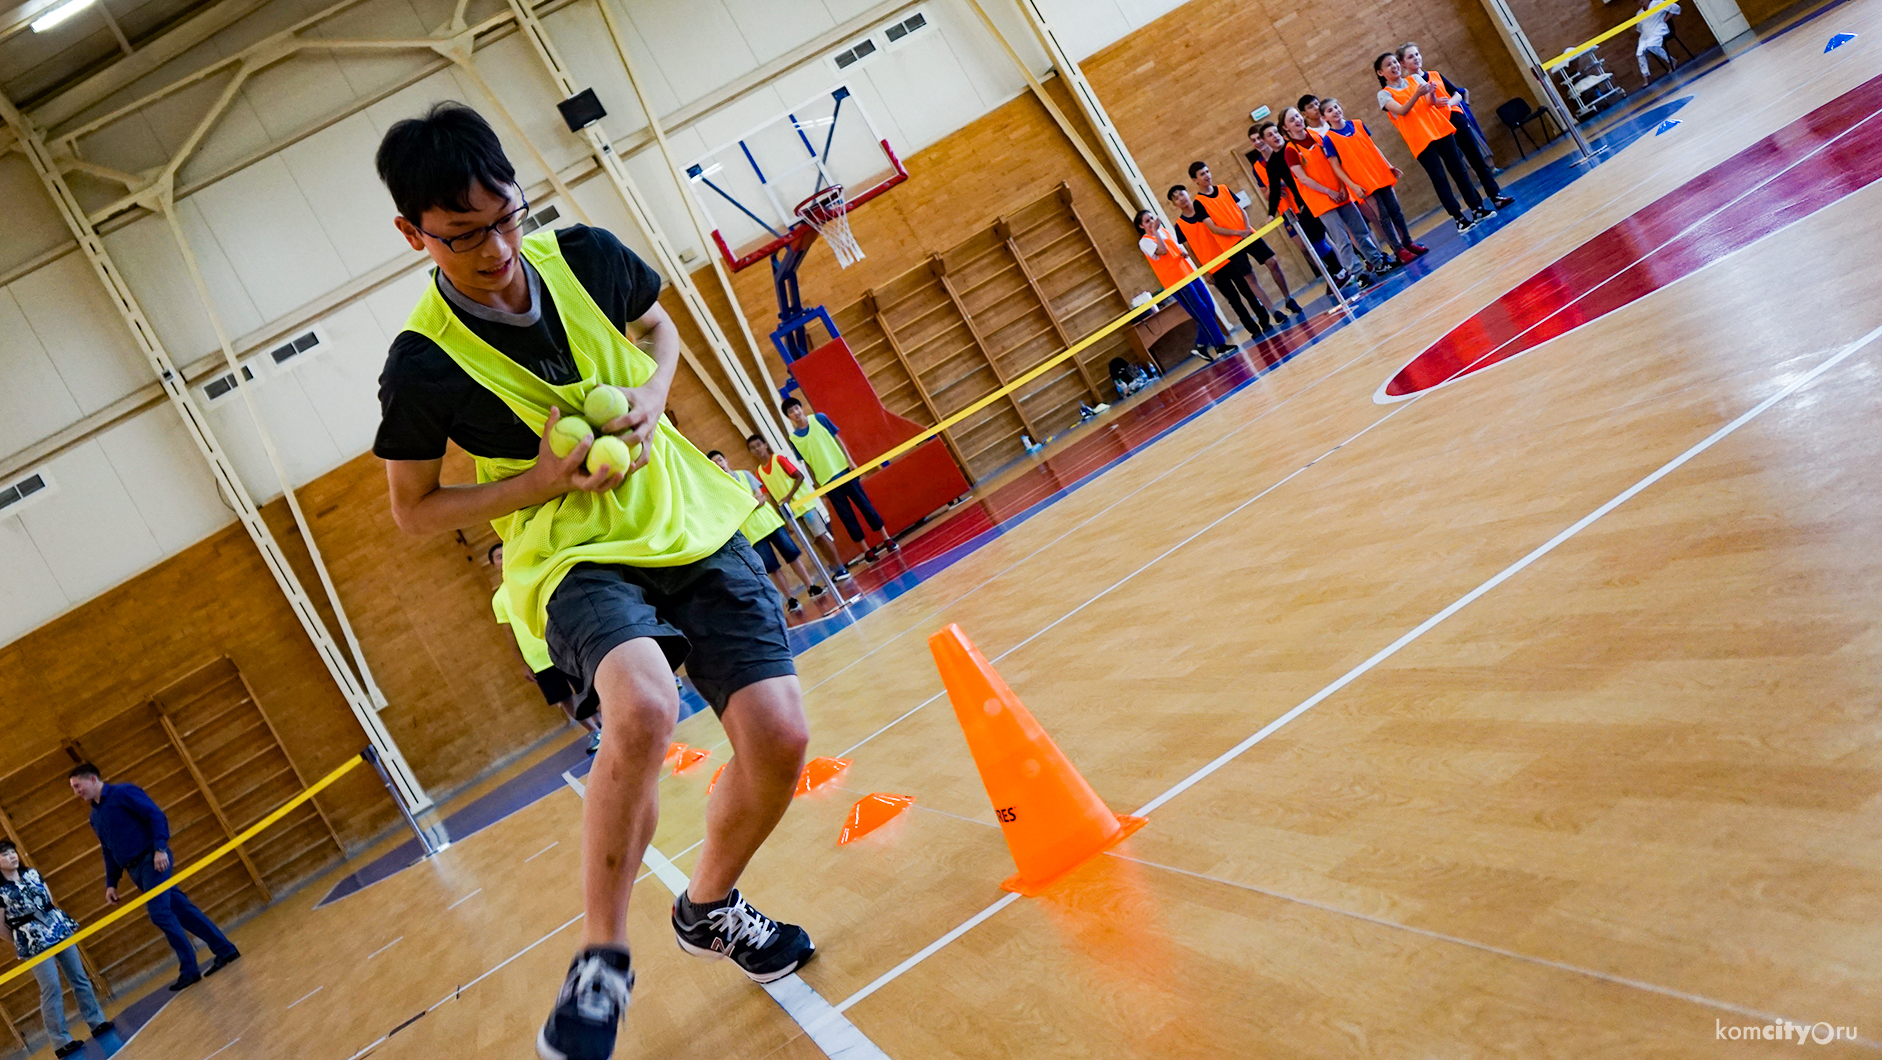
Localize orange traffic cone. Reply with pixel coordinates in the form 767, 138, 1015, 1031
929, 624, 1145, 895
838, 793, 916, 845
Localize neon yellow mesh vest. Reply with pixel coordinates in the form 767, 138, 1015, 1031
790, 415, 849, 483
758, 457, 826, 519
729, 468, 784, 545
492, 587, 552, 672
405, 229, 754, 638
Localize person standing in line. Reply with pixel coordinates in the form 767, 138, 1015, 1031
1376, 51, 1486, 233
1397, 43, 1514, 212
371, 104, 815, 1060
1281, 108, 1394, 279
1318, 98, 1427, 263
1251, 122, 1351, 284
1136, 210, 1236, 362
1, 840, 112, 1058
1190, 161, 1304, 322
1169, 184, 1274, 338
781, 398, 897, 562
69, 764, 240, 992
748, 433, 852, 583
491, 543, 602, 754
707, 449, 828, 615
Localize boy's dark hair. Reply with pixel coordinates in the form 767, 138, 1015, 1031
1254, 121, 1279, 139
1296, 94, 1320, 111
746, 433, 766, 446
1165, 184, 1187, 201
780, 397, 804, 414
375, 103, 518, 223
0, 839, 16, 855
705, 450, 724, 460
69, 762, 101, 780
486, 543, 502, 565
1187, 161, 1209, 179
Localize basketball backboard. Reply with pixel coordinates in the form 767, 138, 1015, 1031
685, 84, 907, 271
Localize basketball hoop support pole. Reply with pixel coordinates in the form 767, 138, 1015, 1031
502, 0, 793, 454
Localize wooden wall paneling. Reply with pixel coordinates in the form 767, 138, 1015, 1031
853, 293, 977, 482
999, 216, 1104, 403
233, 666, 344, 858
154, 710, 271, 902
1018, 188, 1137, 391
932, 252, 1046, 443
943, 227, 1087, 441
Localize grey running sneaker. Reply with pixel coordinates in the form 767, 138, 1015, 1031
671, 890, 814, 984
537, 947, 633, 1060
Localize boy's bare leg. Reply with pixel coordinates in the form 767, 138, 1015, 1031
581, 638, 679, 949
814, 534, 845, 575
687, 675, 809, 902
1264, 259, 1293, 303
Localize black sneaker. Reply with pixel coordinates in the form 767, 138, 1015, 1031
807, 584, 827, 600
786, 595, 801, 613
1454, 216, 1476, 233
671, 890, 814, 984
1286, 298, 1304, 316
55, 1042, 84, 1058
537, 947, 633, 1060
1493, 194, 1514, 209
1473, 205, 1495, 220
89, 1022, 115, 1037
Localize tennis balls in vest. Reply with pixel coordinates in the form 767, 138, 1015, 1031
584, 385, 632, 425
547, 415, 593, 458
585, 434, 637, 476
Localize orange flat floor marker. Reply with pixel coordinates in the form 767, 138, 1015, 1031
795, 756, 851, 797
673, 746, 711, 774
838, 793, 915, 845
664, 742, 686, 763
707, 762, 728, 794
928, 623, 1146, 896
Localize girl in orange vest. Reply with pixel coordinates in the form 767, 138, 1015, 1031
1249, 122, 1350, 284
1397, 43, 1512, 213
1319, 98, 1426, 263
1375, 51, 1484, 233
1281, 107, 1392, 282
1136, 210, 1235, 361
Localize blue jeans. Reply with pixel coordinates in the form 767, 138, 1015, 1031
126, 854, 236, 977
32, 945, 106, 1047
1172, 281, 1227, 348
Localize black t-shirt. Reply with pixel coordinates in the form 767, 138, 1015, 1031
373, 225, 662, 462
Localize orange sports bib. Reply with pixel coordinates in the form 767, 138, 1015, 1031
1287, 135, 1345, 218
1141, 225, 1198, 289
1327, 120, 1397, 194
1382, 79, 1456, 158
1173, 213, 1229, 273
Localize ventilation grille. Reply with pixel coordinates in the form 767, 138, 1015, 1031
268, 329, 322, 367
832, 38, 877, 69
0, 471, 52, 518
199, 362, 258, 405
827, 7, 929, 74
519, 204, 562, 235
883, 10, 927, 42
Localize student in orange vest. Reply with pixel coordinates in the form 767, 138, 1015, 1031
1375, 51, 1484, 233
1397, 43, 1513, 213
1168, 184, 1275, 338
1318, 98, 1426, 264
1136, 210, 1236, 362
1250, 122, 1352, 285
1190, 161, 1304, 323
1281, 108, 1393, 282
1298, 95, 1386, 235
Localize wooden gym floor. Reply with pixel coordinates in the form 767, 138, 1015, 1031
79, 4, 1882, 1057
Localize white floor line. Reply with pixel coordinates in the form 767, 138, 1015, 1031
829, 323, 1882, 1016
524, 840, 558, 863
640, 844, 893, 1059
445, 887, 482, 911
365, 936, 403, 961
561, 769, 584, 797
200, 1038, 240, 1060
284, 985, 323, 1011
1114, 853, 1882, 1050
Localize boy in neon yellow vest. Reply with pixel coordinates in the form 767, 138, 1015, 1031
780, 397, 897, 561
371, 104, 812, 1060
746, 432, 853, 581
705, 449, 826, 615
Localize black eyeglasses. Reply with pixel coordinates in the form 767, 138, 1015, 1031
417, 198, 530, 254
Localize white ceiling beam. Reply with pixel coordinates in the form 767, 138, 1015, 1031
28, 0, 274, 129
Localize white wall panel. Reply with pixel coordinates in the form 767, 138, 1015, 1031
857, 39, 982, 155
292, 301, 392, 459
281, 113, 415, 278
596, 0, 681, 118
72, 113, 172, 184
613, 148, 708, 267
467, 35, 592, 185
627, 0, 761, 107
0, 156, 74, 278
99, 212, 221, 363
8, 254, 148, 416
1029, 0, 1134, 62
18, 442, 165, 605
176, 87, 277, 188
0, 520, 68, 648
539, 2, 648, 148
96, 407, 234, 555
191, 154, 352, 323
0, 288, 83, 455
721, 0, 839, 66
362, 267, 434, 343
240, 51, 363, 145
201, 374, 338, 502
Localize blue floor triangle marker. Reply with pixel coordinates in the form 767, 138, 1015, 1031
1655, 118, 1682, 135
1825, 32, 1856, 52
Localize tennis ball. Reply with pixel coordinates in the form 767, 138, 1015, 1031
585, 434, 638, 476
584, 385, 632, 425
547, 415, 593, 458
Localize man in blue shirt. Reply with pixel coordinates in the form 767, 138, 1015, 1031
70, 764, 240, 991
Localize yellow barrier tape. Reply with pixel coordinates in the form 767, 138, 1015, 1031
808, 212, 1288, 499
0, 753, 365, 989
1544, 0, 1680, 70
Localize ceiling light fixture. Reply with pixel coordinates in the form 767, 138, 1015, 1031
31, 0, 98, 32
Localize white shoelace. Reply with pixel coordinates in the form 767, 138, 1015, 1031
707, 898, 778, 951
566, 955, 631, 1022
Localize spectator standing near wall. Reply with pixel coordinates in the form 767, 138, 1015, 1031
1, 840, 112, 1057
69, 764, 240, 992
781, 399, 898, 562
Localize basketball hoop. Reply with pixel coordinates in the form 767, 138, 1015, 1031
795, 185, 865, 268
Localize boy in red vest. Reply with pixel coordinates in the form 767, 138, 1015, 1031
782, 397, 896, 561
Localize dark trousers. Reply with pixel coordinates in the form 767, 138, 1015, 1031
1172, 280, 1227, 348
825, 478, 883, 543
1448, 111, 1501, 198
1370, 187, 1413, 249
1291, 211, 1344, 275
1210, 262, 1271, 335
1414, 133, 1482, 219
127, 855, 236, 977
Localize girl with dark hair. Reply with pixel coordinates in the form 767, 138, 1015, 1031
1136, 210, 1236, 362
1281, 108, 1391, 281
1, 841, 110, 1057
1376, 52, 1486, 233
1396, 43, 1513, 212
1318, 98, 1427, 262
